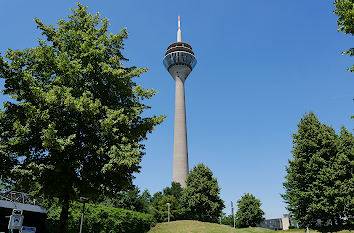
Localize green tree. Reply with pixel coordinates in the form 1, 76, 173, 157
221, 213, 234, 227
336, 127, 354, 226
181, 163, 225, 223
334, 0, 354, 72
235, 193, 264, 228
150, 182, 185, 221
101, 187, 151, 213
152, 195, 178, 222
0, 139, 15, 188
163, 181, 183, 199
282, 113, 353, 230
151, 191, 163, 205
140, 189, 152, 212
0, 3, 164, 232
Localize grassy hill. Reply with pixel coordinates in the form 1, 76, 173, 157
148, 220, 354, 233
148, 220, 274, 233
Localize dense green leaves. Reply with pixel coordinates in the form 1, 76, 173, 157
152, 195, 179, 222
150, 182, 184, 222
163, 181, 183, 199
181, 163, 225, 223
46, 202, 156, 233
282, 112, 354, 230
0, 3, 164, 231
235, 193, 264, 228
221, 213, 234, 227
149, 166, 224, 223
334, 0, 354, 72
100, 187, 152, 213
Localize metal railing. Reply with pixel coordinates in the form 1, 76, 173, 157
0, 189, 44, 206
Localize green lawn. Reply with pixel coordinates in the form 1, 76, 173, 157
148, 221, 354, 233
148, 220, 274, 233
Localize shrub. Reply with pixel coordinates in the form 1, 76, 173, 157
221, 214, 234, 227
46, 202, 156, 233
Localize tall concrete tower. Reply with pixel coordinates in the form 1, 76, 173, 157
163, 16, 197, 187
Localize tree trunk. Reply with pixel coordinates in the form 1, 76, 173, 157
59, 195, 70, 233
336, 217, 342, 226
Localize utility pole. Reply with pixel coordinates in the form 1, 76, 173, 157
231, 201, 235, 228
79, 197, 88, 233
167, 203, 170, 222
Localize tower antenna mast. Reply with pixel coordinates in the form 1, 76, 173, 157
177, 15, 182, 42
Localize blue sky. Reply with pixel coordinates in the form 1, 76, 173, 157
0, 0, 353, 219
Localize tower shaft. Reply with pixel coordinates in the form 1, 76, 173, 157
173, 75, 188, 187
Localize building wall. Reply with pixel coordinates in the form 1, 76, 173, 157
282, 214, 290, 230
257, 214, 294, 231
257, 218, 283, 230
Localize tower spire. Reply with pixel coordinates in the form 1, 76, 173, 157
177, 15, 182, 42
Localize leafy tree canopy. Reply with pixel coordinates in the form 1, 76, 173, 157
221, 213, 234, 227
0, 3, 164, 231
151, 191, 163, 205
100, 187, 151, 213
163, 181, 183, 199
149, 182, 185, 222
152, 195, 179, 222
235, 193, 264, 228
282, 112, 353, 230
334, 0, 354, 72
181, 163, 225, 223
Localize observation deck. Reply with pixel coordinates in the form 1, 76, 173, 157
163, 42, 197, 71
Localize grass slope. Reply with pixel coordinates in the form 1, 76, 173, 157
149, 221, 354, 233
148, 220, 274, 233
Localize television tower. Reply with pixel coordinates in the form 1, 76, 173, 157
163, 16, 197, 187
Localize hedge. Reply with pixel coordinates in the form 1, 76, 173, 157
46, 202, 156, 233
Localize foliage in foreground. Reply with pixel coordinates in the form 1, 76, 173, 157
0, 3, 164, 232
334, 0, 354, 72
282, 112, 354, 230
181, 163, 225, 223
46, 202, 156, 233
235, 193, 265, 228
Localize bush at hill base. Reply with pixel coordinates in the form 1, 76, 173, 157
46, 202, 156, 233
